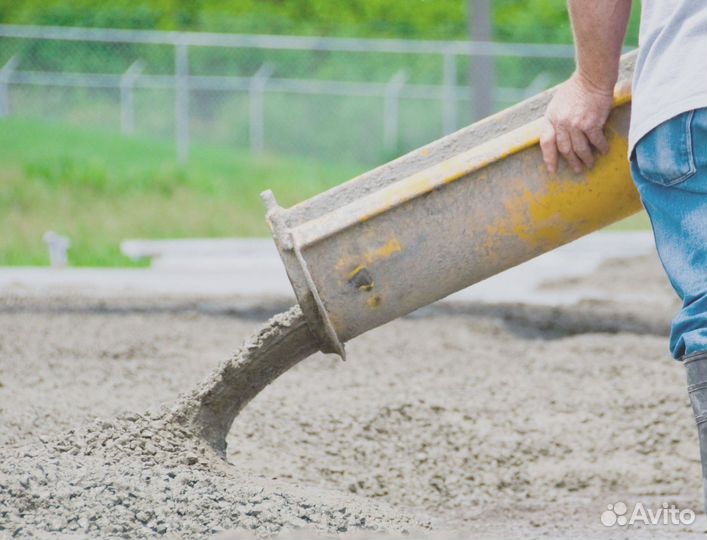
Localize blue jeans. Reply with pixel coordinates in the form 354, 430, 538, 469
630, 108, 707, 360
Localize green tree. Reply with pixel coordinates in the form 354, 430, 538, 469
0, 0, 640, 44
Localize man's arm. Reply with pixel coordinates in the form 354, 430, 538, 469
541, 0, 632, 173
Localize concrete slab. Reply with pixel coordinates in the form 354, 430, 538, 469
0, 231, 656, 304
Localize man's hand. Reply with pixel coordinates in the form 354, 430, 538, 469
540, 71, 614, 174
540, 0, 632, 174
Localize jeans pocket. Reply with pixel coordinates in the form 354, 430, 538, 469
634, 110, 697, 186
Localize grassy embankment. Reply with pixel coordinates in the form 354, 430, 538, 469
0, 117, 362, 266
0, 117, 648, 267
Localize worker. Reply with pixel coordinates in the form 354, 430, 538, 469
540, 0, 707, 514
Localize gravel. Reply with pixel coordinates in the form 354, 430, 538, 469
0, 410, 423, 538
1, 254, 706, 538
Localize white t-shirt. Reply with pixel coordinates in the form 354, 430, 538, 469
629, 0, 707, 153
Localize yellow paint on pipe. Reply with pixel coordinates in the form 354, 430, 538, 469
346, 265, 367, 282
354, 120, 544, 226
485, 128, 642, 254
372, 237, 402, 260
358, 80, 634, 228
367, 295, 381, 309
336, 237, 402, 274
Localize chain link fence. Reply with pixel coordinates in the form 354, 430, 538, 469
0, 24, 577, 166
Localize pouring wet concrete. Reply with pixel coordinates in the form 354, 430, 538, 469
1, 254, 705, 538
170, 305, 319, 454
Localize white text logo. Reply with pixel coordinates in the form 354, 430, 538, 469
600, 501, 695, 527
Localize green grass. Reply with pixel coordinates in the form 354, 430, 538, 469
0, 117, 650, 267
0, 117, 363, 266
607, 211, 650, 231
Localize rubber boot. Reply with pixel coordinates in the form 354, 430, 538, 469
684, 350, 707, 516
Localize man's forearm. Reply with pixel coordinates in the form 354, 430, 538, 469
568, 0, 632, 92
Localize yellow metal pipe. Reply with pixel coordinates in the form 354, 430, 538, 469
262, 60, 641, 358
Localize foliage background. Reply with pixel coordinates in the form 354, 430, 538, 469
0, 0, 641, 44
0, 1, 647, 266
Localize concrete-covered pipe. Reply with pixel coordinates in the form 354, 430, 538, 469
262, 52, 641, 358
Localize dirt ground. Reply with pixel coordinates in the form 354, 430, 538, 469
2, 254, 707, 538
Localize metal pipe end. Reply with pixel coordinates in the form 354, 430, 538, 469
260, 189, 346, 359
260, 189, 278, 213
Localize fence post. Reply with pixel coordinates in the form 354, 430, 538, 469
120, 59, 144, 135
468, 0, 495, 120
175, 41, 190, 164
0, 56, 19, 118
383, 70, 408, 153
249, 63, 274, 155
523, 72, 551, 98
442, 52, 457, 135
